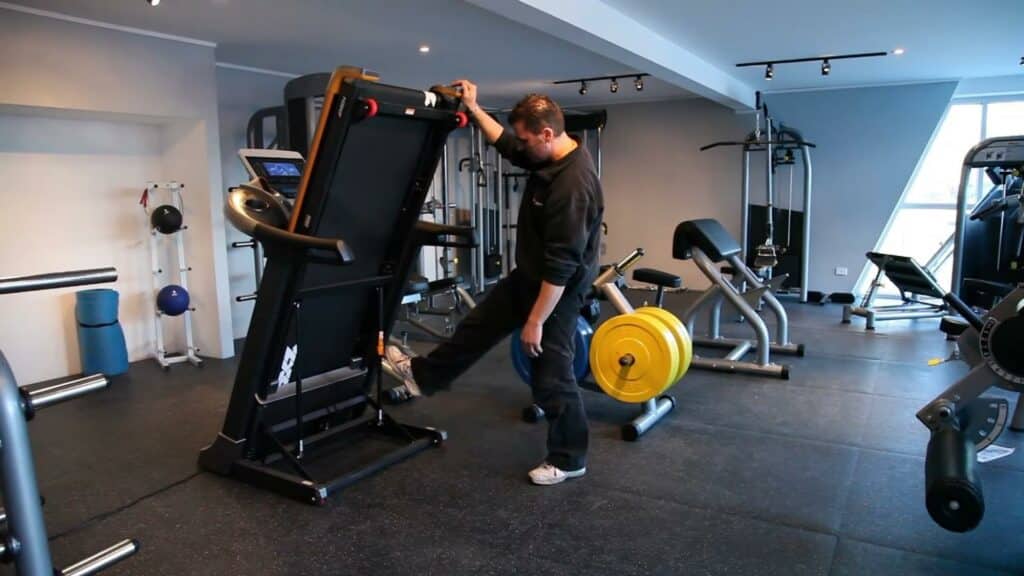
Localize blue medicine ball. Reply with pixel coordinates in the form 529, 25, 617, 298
156, 284, 190, 316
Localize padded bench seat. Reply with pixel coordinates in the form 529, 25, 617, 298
633, 268, 682, 288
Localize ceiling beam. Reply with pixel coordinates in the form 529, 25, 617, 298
465, 0, 754, 110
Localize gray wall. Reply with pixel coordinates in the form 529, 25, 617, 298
765, 82, 957, 293
597, 82, 957, 294
600, 98, 750, 289
215, 67, 290, 339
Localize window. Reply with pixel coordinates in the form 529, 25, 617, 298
860, 98, 1024, 296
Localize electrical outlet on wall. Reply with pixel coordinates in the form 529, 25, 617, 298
834, 266, 849, 277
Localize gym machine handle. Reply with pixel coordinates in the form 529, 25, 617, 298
614, 248, 645, 274
594, 248, 645, 288
22, 374, 109, 416
0, 268, 117, 295
251, 223, 355, 265
58, 539, 139, 576
942, 293, 985, 332
412, 221, 478, 249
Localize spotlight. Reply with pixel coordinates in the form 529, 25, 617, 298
821, 59, 831, 76
579, 81, 588, 96
147, 0, 160, 5
634, 76, 644, 91
610, 78, 619, 93
893, 48, 905, 56
418, 45, 430, 54
765, 64, 774, 80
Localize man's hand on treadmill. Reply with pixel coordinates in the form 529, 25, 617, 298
452, 79, 479, 113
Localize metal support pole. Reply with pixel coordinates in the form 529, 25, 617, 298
800, 144, 812, 302
0, 353, 54, 575
497, 152, 505, 276
741, 149, 751, 265
951, 164, 973, 294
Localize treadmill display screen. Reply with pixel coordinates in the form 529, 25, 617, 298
261, 161, 302, 177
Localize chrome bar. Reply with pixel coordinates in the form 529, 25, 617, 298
28, 374, 108, 411
59, 539, 139, 576
0, 268, 117, 295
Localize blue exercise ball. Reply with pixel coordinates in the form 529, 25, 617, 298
510, 316, 592, 385
156, 284, 190, 316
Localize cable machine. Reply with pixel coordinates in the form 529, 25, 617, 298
701, 92, 814, 302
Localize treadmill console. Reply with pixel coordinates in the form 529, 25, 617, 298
965, 137, 1024, 167
238, 148, 305, 199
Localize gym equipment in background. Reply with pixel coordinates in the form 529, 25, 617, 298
915, 277, 1024, 532
951, 136, 1024, 309
521, 249, 692, 441
140, 182, 202, 370
700, 91, 815, 302
670, 218, 804, 379
198, 66, 472, 505
75, 288, 129, 376
842, 253, 949, 330
0, 268, 138, 576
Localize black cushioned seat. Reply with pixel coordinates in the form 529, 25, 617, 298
940, 316, 969, 337
673, 219, 742, 262
427, 276, 463, 292
633, 268, 682, 288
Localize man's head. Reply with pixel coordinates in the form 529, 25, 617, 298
508, 94, 568, 163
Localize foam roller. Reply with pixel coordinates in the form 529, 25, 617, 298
925, 425, 984, 532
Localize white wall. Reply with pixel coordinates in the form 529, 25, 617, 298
600, 98, 750, 289
215, 66, 290, 340
0, 8, 233, 382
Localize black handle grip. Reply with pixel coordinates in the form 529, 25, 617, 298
412, 221, 478, 248
925, 424, 984, 532
251, 223, 354, 264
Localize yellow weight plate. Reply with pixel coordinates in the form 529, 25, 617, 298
589, 313, 679, 403
635, 306, 692, 384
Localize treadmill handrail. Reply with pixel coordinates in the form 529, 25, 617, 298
251, 223, 354, 264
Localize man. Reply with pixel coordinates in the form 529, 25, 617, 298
386, 80, 604, 486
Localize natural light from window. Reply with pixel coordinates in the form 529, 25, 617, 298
860, 98, 1024, 296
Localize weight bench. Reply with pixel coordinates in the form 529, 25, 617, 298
673, 218, 802, 379
842, 252, 948, 330
632, 267, 682, 308
396, 273, 476, 342
199, 66, 470, 504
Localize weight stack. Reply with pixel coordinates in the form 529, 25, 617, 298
75, 289, 129, 376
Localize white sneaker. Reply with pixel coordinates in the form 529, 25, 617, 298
384, 345, 422, 398
528, 463, 586, 486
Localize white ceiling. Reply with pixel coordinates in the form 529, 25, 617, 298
5, 0, 693, 108
601, 0, 1024, 92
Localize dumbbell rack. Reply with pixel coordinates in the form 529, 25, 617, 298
144, 182, 202, 370
0, 268, 139, 575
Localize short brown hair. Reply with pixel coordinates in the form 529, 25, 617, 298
508, 94, 564, 136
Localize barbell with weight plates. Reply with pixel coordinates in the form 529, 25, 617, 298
634, 306, 692, 384
589, 311, 685, 403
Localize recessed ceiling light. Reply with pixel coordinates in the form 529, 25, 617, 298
418, 45, 430, 54
893, 48, 905, 56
